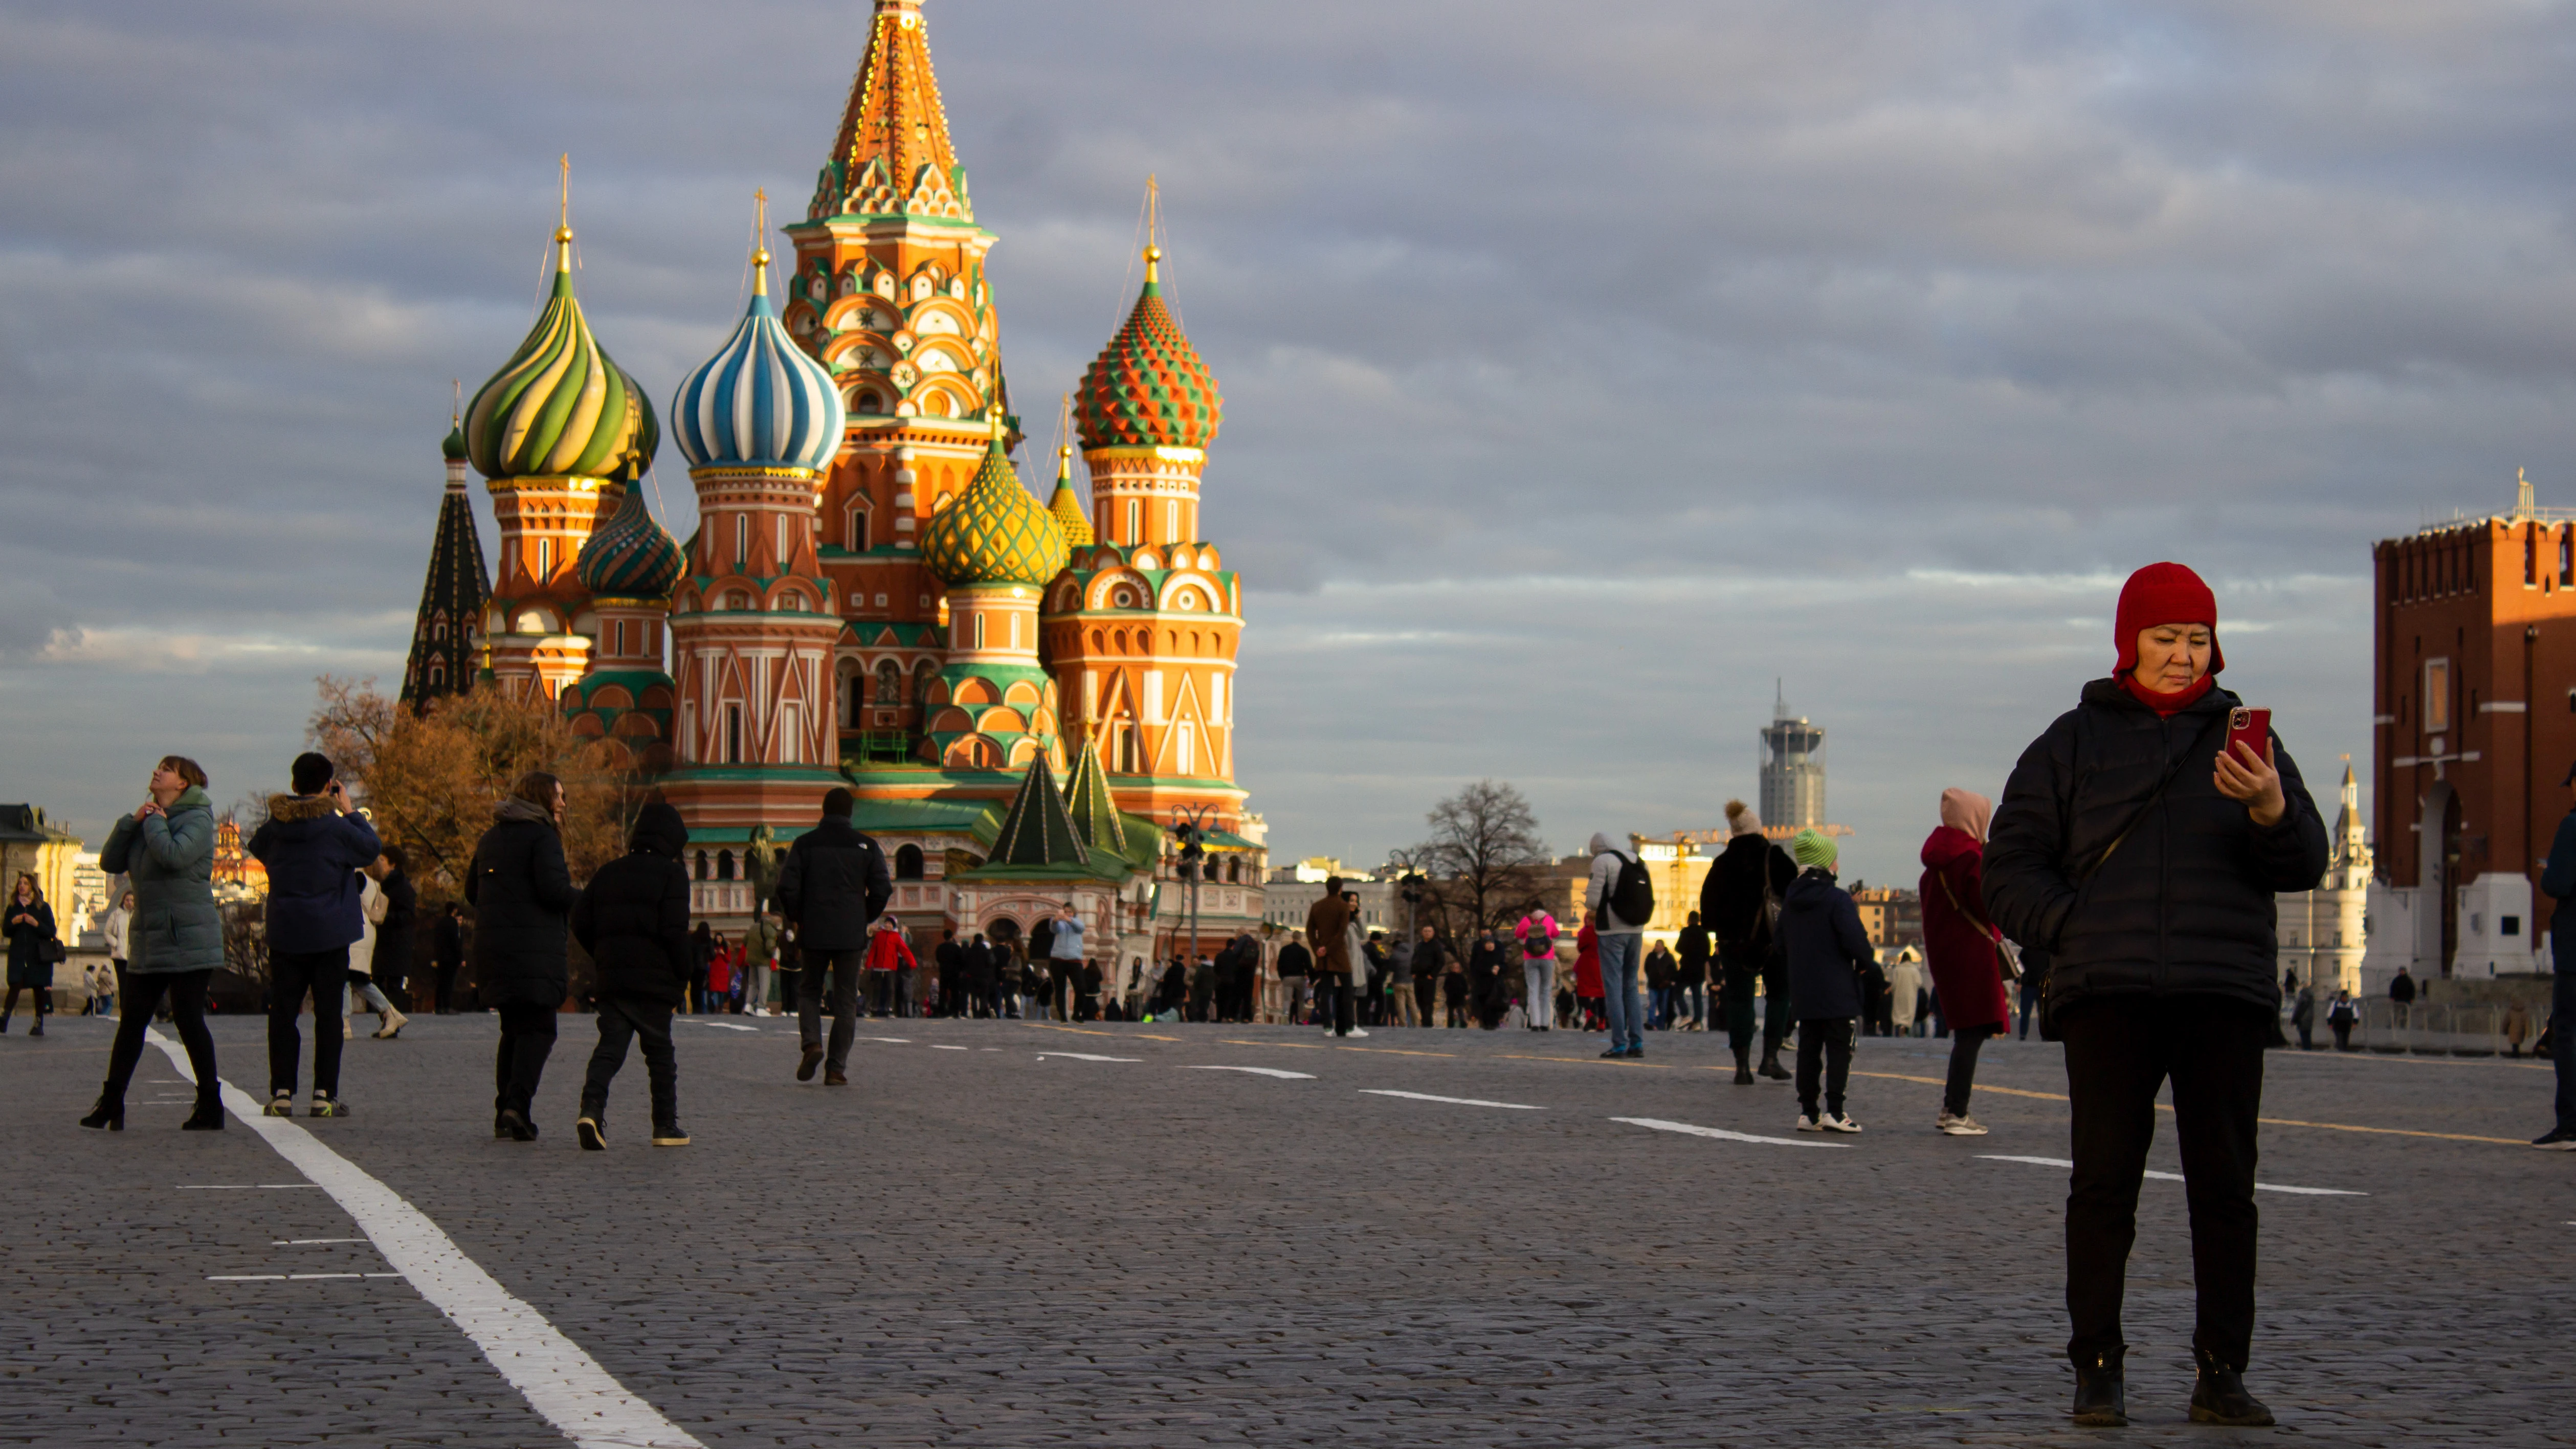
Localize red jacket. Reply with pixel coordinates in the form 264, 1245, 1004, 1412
1919, 826, 2011, 1032
865, 927, 916, 973
1573, 922, 1602, 997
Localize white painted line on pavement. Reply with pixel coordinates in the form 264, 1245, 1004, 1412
678, 1020, 758, 1032
1362, 1089, 1542, 1110
145, 1029, 704, 1449
1183, 1065, 1317, 1080
1613, 1117, 1852, 1149
208, 1274, 285, 1281
291, 1273, 363, 1280
858, 1037, 912, 1043
275, 1238, 368, 1244
1034, 1052, 1143, 1063
930, 1045, 970, 1051
1978, 1155, 2367, 1196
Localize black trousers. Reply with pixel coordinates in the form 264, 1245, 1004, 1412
494, 1001, 558, 1118
432, 962, 457, 1012
1795, 1016, 1854, 1117
1761, 954, 1791, 1050
2059, 995, 2267, 1371
1318, 973, 1357, 1035
268, 947, 348, 1097
1944, 1024, 1998, 1117
800, 949, 863, 1072
104, 970, 217, 1108
580, 994, 676, 1127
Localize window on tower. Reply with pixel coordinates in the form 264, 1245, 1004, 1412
875, 658, 901, 703
734, 515, 748, 569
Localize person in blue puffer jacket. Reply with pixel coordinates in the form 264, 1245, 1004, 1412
247, 751, 381, 1120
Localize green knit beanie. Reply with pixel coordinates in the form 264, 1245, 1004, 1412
1790, 828, 1838, 873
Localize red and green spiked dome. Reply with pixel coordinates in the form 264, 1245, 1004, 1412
1076, 246, 1221, 451
574, 482, 684, 601
465, 226, 659, 483
923, 421, 1072, 589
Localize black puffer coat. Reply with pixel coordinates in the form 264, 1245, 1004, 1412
465, 802, 578, 1007
776, 814, 891, 951
1700, 833, 1794, 961
570, 804, 692, 1005
1984, 678, 2327, 1015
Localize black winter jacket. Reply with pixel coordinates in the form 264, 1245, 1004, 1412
571, 805, 692, 1005
465, 806, 578, 1007
1701, 833, 1794, 960
1779, 869, 1872, 1019
776, 815, 892, 951
1983, 679, 2328, 1015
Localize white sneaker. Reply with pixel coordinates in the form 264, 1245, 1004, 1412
1820, 1112, 1863, 1133
1796, 1113, 1823, 1132
1939, 1115, 1989, 1136
1347, 1028, 1370, 1038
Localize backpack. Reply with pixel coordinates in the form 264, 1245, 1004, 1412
1604, 851, 1655, 928
1525, 919, 1553, 957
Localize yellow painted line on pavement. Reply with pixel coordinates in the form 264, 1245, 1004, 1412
1220, 1038, 1332, 1049
1501, 1053, 1675, 1069
1848, 1069, 2525, 1145
1028, 1022, 1180, 1042
1331, 1045, 1460, 1059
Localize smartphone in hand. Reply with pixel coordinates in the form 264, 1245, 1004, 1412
2226, 707, 2272, 762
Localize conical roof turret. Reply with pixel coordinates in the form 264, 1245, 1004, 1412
1046, 443, 1093, 546
1077, 244, 1221, 451
989, 754, 1084, 867
465, 222, 658, 483
922, 418, 1071, 589
1064, 733, 1125, 854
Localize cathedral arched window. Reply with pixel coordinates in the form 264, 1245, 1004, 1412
847, 505, 870, 552
895, 844, 924, 880
694, 851, 708, 881
914, 659, 938, 704
717, 850, 735, 881
875, 658, 901, 704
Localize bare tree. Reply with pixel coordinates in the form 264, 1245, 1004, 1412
1414, 780, 1551, 934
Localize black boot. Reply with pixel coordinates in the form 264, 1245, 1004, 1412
2071, 1346, 2126, 1428
1732, 1049, 1755, 1085
1758, 1047, 1790, 1080
79, 1089, 124, 1131
182, 1096, 225, 1130
2188, 1348, 2274, 1426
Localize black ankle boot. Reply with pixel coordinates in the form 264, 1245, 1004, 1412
2188, 1348, 2273, 1426
79, 1091, 124, 1131
1758, 1049, 1790, 1080
1732, 1049, 1755, 1085
182, 1098, 225, 1130
2071, 1347, 2126, 1427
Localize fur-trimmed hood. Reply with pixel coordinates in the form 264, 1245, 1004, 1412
265, 792, 338, 823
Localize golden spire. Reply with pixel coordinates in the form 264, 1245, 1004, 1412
553, 153, 573, 270
751, 188, 771, 294
451, 377, 461, 428
1143, 173, 1162, 283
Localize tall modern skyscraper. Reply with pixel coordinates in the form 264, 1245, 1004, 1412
1759, 682, 1826, 832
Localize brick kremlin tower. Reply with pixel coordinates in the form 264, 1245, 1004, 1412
398, 413, 491, 707
461, 187, 658, 701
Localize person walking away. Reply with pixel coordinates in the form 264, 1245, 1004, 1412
1780, 829, 1869, 1134
932, 928, 962, 1019
685, 922, 714, 1014
779, 788, 892, 1082
3, 873, 60, 1036
1922, 788, 2013, 1136
1588, 832, 1655, 1059
2326, 989, 2357, 1050
248, 752, 381, 1116
369, 848, 417, 1026
1305, 876, 1360, 1037
468, 772, 577, 1141
569, 802, 692, 1149
1572, 920, 1603, 1031
2290, 989, 2316, 1051
1984, 561, 2327, 1428
1676, 913, 1711, 1031
1411, 926, 1448, 1027
1048, 903, 1085, 1021
344, 868, 408, 1040
83, 755, 225, 1129
1644, 941, 1678, 1031
2389, 964, 2416, 1029
1514, 910, 1558, 1031
1702, 800, 1797, 1084
432, 903, 465, 1013
101, 890, 133, 1016
1277, 931, 1313, 1025
2534, 763, 2576, 1146
1887, 947, 1925, 1038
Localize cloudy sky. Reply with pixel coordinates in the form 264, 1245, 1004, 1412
6, 1, 2574, 883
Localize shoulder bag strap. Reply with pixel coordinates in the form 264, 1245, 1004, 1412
2074, 713, 2225, 885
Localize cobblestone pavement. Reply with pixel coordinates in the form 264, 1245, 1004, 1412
3, 1010, 2570, 1446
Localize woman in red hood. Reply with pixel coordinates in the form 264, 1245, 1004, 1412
1920, 788, 2011, 1136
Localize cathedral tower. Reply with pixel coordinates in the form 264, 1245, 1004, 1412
782, 0, 1014, 772
919, 417, 1069, 773
661, 224, 851, 835
462, 193, 658, 701
563, 483, 684, 773
399, 414, 491, 707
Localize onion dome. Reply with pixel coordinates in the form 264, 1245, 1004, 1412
1076, 246, 1221, 450
441, 418, 467, 461
1046, 443, 1093, 546
672, 244, 847, 473
466, 227, 659, 483
923, 421, 1071, 589
574, 482, 684, 601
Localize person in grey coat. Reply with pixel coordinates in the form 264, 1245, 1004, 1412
85, 755, 225, 1130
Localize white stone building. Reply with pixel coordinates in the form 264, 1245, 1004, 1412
2281, 763, 2372, 996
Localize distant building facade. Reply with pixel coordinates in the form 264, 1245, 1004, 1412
0, 806, 82, 924
2285, 763, 2373, 995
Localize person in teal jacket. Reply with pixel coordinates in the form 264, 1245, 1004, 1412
85, 755, 225, 1130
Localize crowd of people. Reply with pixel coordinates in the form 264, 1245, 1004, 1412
29, 562, 2576, 1430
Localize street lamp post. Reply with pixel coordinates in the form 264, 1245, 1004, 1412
1171, 805, 1217, 971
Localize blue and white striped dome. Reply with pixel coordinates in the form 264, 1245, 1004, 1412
671, 249, 847, 473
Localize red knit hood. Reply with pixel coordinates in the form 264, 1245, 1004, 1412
1920, 823, 1982, 872
2114, 561, 2225, 676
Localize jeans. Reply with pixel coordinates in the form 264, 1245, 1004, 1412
1523, 961, 1553, 1028
580, 994, 676, 1128
800, 948, 864, 1073
1944, 1024, 1998, 1117
1597, 932, 1644, 1051
1680, 982, 1706, 1029
103, 970, 216, 1110
1795, 1016, 1855, 1117
268, 947, 349, 1098
344, 974, 395, 1018
494, 1001, 558, 1118
2059, 995, 2267, 1371
2555, 970, 2576, 1134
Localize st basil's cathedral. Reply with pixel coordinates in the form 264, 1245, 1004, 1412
397, 0, 1264, 965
